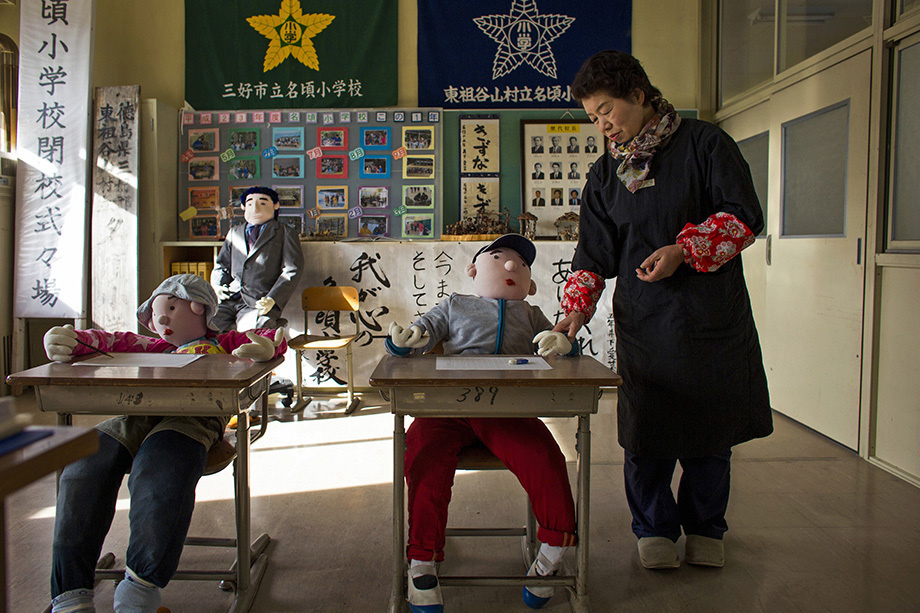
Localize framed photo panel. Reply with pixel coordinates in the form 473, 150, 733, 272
317, 126, 348, 150
188, 157, 218, 181
521, 118, 594, 238
272, 127, 304, 151
316, 185, 348, 210
403, 185, 434, 208
279, 214, 304, 236
316, 213, 348, 238
358, 214, 389, 237
403, 126, 434, 150
402, 213, 434, 237
189, 186, 219, 210
272, 155, 304, 179
403, 154, 435, 179
274, 185, 303, 208
360, 155, 391, 179
317, 155, 348, 179
228, 156, 259, 180
229, 185, 255, 207
228, 128, 260, 152
190, 214, 219, 238
188, 128, 219, 153
360, 126, 391, 150
359, 185, 389, 209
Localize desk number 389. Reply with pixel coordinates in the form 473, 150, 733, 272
455, 386, 499, 405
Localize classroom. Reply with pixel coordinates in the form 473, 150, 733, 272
1, 1, 920, 612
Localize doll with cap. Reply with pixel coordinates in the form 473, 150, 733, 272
42, 274, 285, 613
385, 234, 578, 612
211, 186, 304, 333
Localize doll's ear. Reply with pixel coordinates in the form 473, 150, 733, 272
465, 263, 476, 278
528, 280, 537, 296
190, 301, 206, 315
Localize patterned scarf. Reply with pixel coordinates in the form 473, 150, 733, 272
608, 99, 681, 193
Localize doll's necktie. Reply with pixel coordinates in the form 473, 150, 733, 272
246, 225, 259, 250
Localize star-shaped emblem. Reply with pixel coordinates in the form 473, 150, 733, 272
474, 0, 574, 79
247, 0, 335, 72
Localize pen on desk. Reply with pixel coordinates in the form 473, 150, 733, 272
73, 338, 115, 358
508, 358, 529, 365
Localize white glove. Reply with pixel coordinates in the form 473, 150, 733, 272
388, 322, 428, 349
232, 328, 284, 362
255, 296, 275, 316
44, 324, 78, 362
213, 284, 230, 301
533, 331, 572, 357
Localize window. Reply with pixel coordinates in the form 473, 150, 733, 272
888, 35, 920, 246
737, 132, 770, 236
778, 0, 873, 72
720, 1, 774, 103
782, 102, 849, 237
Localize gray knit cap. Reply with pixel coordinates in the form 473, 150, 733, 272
136, 274, 220, 332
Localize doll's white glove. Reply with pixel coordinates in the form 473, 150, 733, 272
255, 296, 275, 316
232, 328, 284, 362
213, 284, 231, 301
533, 331, 572, 357
44, 324, 78, 363
388, 322, 428, 349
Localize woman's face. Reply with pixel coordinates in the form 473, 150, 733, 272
581, 90, 655, 145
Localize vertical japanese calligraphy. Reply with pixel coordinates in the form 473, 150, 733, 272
91, 86, 139, 332
14, 0, 95, 318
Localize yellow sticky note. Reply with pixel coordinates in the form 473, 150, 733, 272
179, 206, 198, 221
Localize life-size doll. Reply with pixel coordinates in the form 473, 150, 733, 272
42, 274, 285, 613
385, 234, 579, 612
211, 186, 304, 332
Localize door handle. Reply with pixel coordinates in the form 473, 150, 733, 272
765, 234, 772, 266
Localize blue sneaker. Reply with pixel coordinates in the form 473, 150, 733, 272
522, 553, 556, 609
407, 563, 443, 613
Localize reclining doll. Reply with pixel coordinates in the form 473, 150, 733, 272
386, 234, 579, 612
43, 273, 285, 613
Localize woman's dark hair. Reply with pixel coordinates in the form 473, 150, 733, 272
571, 50, 663, 111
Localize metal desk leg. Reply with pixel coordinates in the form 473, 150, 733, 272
568, 413, 591, 613
390, 412, 406, 613
229, 390, 270, 613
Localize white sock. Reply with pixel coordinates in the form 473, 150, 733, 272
51, 589, 95, 613
112, 568, 161, 613
536, 543, 569, 575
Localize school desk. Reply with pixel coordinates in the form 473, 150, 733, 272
369, 354, 621, 613
7, 354, 283, 613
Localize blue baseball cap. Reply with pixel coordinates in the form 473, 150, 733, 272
472, 233, 536, 266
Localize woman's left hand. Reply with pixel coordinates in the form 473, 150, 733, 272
636, 244, 684, 282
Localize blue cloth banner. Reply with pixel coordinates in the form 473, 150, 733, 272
417, 0, 631, 109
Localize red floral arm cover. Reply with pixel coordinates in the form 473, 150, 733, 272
561, 270, 606, 322
676, 212, 755, 272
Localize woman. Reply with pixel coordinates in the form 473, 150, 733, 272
554, 50, 772, 570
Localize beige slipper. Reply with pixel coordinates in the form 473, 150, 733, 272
637, 537, 680, 569
685, 535, 724, 567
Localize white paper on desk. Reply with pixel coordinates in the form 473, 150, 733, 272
436, 356, 551, 370
73, 353, 204, 368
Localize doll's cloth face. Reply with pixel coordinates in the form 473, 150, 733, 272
149, 294, 209, 346
470, 247, 536, 300
242, 193, 279, 226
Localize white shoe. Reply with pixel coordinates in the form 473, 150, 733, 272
407, 562, 442, 613
637, 536, 680, 569
685, 535, 724, 567
522, 551, 557, 609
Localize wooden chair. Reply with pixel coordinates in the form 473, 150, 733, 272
287, 286, 362, 415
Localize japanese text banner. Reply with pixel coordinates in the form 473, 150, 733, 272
14, 0, 95, 318
417, 0, 631, 109
185, 0, 398, 110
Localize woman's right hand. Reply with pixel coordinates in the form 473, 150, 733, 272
552, 311, 587, 340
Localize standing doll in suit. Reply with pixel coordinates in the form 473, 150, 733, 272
211, 186, 304, 332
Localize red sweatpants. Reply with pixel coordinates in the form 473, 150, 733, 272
404, 417, 577, 562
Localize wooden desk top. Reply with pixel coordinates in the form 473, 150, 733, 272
0, 426, 99, 499
6, 355, 284, 389
369, 354, 621, 388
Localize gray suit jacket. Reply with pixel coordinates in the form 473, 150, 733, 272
212, 219, 304, 310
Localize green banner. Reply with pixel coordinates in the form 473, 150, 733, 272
185, 0, 398, 109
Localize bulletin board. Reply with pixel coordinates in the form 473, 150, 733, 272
177, 107, 443, 241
